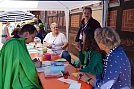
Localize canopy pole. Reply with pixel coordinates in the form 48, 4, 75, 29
65, 9, 69, 41
102, 0, 109, 27
65, 9, 69, 50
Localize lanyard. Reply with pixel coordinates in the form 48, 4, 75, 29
52, 37, 56, 44
52, 37, 58, 55
83, 51, 91, 68
82, 22, 89, 31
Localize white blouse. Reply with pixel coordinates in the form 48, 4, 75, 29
43, 32, 67, 55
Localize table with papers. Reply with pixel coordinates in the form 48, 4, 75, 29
37, 63, 92, 89
28, 43, 92, 89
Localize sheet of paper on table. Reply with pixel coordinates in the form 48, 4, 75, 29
36, 61, 69, 74
42, 61, 51, 67
64, 64, 69, 67
57, 77, 78, 84
28, 49, 38, 53
55, 58, 67, 62
72, 73, 78, 77
42, 61, 68, 67
26, 44, 34, 49
36, 67, 45, 72
36, 61, 51, 72
68, 83, 81, 89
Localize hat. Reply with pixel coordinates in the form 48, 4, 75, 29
27, 19, 34, 24
38, 23, 44, 27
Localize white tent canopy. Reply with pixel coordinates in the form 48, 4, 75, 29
0, 1, 104, 40
0, 1, 101, 10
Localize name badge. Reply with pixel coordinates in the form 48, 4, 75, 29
79, 34, 82, 40
52, 43, 56, 48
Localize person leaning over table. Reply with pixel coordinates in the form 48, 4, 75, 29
0, 24, 43, 89
77, 27, 131, 89
43, 22, 71, 64
75, 28, 103, 79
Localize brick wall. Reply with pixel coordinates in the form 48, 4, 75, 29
46, 18, 48, 23
92, 10, 102, 26
57, 17, 60, 25
59, 17, 62, 26
68, 32, 79, 56
48, 17, 52, 25
122, 9, 134, 32
71, 15, 80, 27
32, 11, 40, 17
53, 17, 57, 23
58, 11, 60, 14
107, 10, 117, 30
39, 11, 45, 23
64, 16, 66, 26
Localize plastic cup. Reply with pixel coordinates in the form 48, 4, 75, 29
63, 75, 68, 79
44, 53, 51, 61
42, 47, 47, 53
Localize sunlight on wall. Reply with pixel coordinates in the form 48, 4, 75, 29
92, 10, 102, 27
0, 22, 3, 49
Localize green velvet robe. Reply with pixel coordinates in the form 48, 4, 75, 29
0, 38, 43, 89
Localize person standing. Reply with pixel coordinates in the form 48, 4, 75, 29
75, 7, 101, 49
2, 22, 10, 44
8, 22, 16, 36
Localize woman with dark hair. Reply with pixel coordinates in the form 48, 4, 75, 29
36, 23, 47, 43
76, 28, 103, 75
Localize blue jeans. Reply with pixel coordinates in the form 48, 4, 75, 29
61, 51, 71, 63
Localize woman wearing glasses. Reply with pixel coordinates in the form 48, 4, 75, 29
77, 27, 131, 89
43, 22, 71, 63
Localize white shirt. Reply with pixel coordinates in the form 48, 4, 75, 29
43, 32, 67, 55
2, 24, 7, 36
8, 23, 15, 36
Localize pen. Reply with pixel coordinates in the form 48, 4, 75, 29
60, 70, 64, 76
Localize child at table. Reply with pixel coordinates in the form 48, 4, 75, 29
75, 28, 103, 79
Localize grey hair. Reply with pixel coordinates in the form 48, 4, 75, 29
50, 22, 58, 28
94, 27, 121, 49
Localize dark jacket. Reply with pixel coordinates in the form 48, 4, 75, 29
36, 31, 47, 43
75, 17, 101, 42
